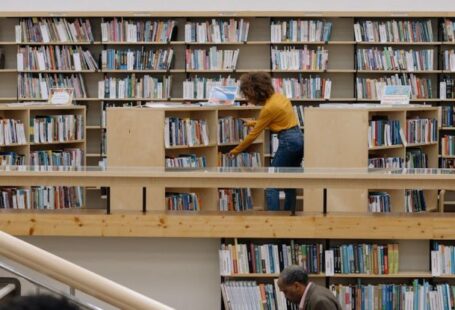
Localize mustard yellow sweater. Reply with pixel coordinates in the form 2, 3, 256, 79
230, 93, 298, 155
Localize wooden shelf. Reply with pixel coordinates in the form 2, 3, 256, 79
0, 69, 18, 73
86, 126, 105, 130
86, 153, 107, 157
29, 140, 85, 146
441, 127, 455, 130
218, 141, 263, 147
165, 143, 217, 150
368, 144, 403, 151
406, 142, 438, 147
0, 143, 28, 147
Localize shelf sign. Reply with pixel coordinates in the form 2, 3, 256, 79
48, 88, 74, 105
380, 85, 411, 105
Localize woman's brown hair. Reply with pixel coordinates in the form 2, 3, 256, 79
239, 72, 275, 104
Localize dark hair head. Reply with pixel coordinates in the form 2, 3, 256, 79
0, 295, 80, 310
279, 265, 309, 286
239, 72, 275, 104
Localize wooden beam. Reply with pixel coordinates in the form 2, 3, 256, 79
2, 212, 455, 239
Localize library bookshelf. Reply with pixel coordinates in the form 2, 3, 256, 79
305, 105, 440, 213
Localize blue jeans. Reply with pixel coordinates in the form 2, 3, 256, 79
266, 126, 303, 211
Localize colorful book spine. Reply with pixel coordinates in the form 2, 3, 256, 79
271, 46, 328, 71
218, 116, 252, 144
101, 48, 174, 71
368, 119, 401, 147
405, 118, 438, 144
442, 106, 454, 127
218, 188, 253, 212
164, 117, 209, 147
0, 152, 26, 166
406, 149, 428, 168
440, 76, 455, 99
356, 47, 434, 71
442, 19, 455, 42
101, 18, 176, 42
0, 119, 27, 146
165, 154, 207, 168
186, 47, 240, 70
405, 189, 427, 212
184, 19, 250, 43
31, 115, 84, 143
218, 152, 262, 168
368, 192, 392, 213
165, 192, 200, 211
30, 149, 84, 168
354, 19, 433, 42
270, 19, 332, 42
29, 186, 83, 209
368, 157, 403, 168
272, 76, 331, 99
18, 73, 87, 99
98, 75, 172, 99
441, 135, 455, 156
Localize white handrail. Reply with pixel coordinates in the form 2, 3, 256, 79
0, 231, 174, 310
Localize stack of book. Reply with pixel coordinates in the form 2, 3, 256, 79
368, 192, 392, 212
356, 47, 434, 71
218, 188, 253, 212
356, 74, 433, 100
17, 46, 98, 71
441, 135, 455, 156
18, 73, 87, 99
368, 118, 401, 147
165, 154, 207, 168
405, 189, 427, 212
164, 117, 209, 147
32, 115, 84, 143
98, 75, 172, 99
406, 149, 428, 168
185, 48, 240, 70
271, 46, 328, 71
405, 118, 438, 144
270, 19, 332, 42
218, 152, 261, 168
101, 18, 176, 42
0, 152, 26, 166
327, 243, 399, 274
218, 116, 252, 144
440, 76, 455, 99
354, 20, 433, 42
30, 149, 84, 168
272, 76, 331, 99
219, 241, 323, 275
368, 157, 403, 168
165, 192, 200, 211
0, 119, 26, 145
182, 76, 239, 99
101, 48, 174, 71
184, 19, 250, 43
16, 18, 94, 43
331, 281, 453, 309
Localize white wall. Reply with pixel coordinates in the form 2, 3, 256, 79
2, 237, 221, 310
0, 0, 454, 12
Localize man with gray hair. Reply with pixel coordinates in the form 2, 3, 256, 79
277, 265, 342, 310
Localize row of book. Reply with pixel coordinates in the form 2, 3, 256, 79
405, 189, 427, 213
219, 242, 323, 275
331, 281, 454, 310
165, 192, 200, 211
356, 74, 433, 100
16, 18, 94, 43
353, 20, 434, 43
432, 243, 455, 275
368, 119, 401, 147
0, 186, 83, 209
29, 149, 83, 168
368, 150, 428, 169
441, 135, 455, 156
368, 157, 404, 169
440, 76, 455, 99
368, 192, 391, 212
442, 105, 454, 127
218, 152, 262, 168
182, 76, 238, 99
101, 48, 174, 71
356, 48, 434, 71
100, 18, 176, 43
221, 281, 285, 310
18, 73, 87, 99
442, 19, 455, 42
165, 154, 207, 168
270, 20, 332, 43
0, 152, 25, 166
442, 50, 455, 71
0, 119, 26, 145
98, 75, 171, 99
185, 48, 240, 70
218, 188, 253, 212
441, 158, 455, 168
164, 117, 209, 147
328, 243, 399, 274
17, 46, 98, 71
272, 76, 331, 100
184, 19, 250, 43
405, 118, 438, 145
31, 115, 84, 143
271, 46, 328, 71
218, 116, 252, 144
406, 149, 428, 168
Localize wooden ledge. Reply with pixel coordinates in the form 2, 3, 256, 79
2, 211, 455, 239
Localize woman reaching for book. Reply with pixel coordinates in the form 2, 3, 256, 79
229, 72, 303, 212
